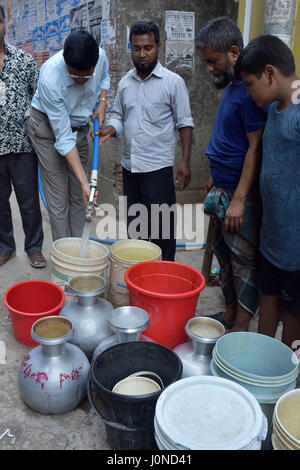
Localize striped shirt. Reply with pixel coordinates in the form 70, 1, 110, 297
108, 61, 194, 173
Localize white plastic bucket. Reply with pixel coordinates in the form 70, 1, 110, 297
50, 238, 110, 301
154, 376, 267, 450
108, 240, 161, 307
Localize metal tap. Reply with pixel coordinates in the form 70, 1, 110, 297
85, 182, 97, 223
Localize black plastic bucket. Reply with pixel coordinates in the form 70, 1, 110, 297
87, 341, 182, 450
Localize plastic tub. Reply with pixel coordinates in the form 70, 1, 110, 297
125, 261, 206, 349
4, 280, 65, 346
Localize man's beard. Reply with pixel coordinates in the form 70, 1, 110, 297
132, 54, 158, 75
213, 61, 235, 89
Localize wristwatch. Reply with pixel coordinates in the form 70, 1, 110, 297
98, 97, 107, 104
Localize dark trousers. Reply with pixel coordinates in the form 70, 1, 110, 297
0, 153, 44, 254
122, 166, 176, 261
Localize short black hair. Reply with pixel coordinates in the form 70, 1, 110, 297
130, 21, 160, 44
196, 17, 244, 54
0, 4, 5, 19
235, 35, 295, 78
63, 30, 99, 70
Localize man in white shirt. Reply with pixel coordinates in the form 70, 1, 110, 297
99, 21, 193, 260
26, 30, 110, 241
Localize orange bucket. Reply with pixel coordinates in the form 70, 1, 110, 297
125, 261, 206, 349
4, 280, 65, 346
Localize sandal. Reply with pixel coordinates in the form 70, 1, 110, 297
209, 312, 233, 330
0, 251, 16, 267
28, 251, 47, 269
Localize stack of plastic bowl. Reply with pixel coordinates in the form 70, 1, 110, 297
272, 389, 300, 450
210, 332, 299, 425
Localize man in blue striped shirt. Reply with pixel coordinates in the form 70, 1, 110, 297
26, 30, 110, 241
99, 21, 194, 261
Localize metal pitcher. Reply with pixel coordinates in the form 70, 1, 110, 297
173, 316, 225, 377
18, 316, 90, 415
60, 274, 114, 359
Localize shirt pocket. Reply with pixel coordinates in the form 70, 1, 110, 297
142, 101, 170, 129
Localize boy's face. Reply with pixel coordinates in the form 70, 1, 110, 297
240, 70, 276, 107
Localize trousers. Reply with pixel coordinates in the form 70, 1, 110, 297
0, 152, 44, 254
25, 106, 89, 241
122, 166, 176, 261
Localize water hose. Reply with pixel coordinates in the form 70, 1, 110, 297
37, 118, 205, 251
85, 116, 100, 222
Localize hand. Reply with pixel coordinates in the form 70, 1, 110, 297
80, 180, 91, 206
205, 176, 214, 194
224, 198, 246, 232
175, 161, 191, 190
91, 102, 106, 131
97, 125, 116, 144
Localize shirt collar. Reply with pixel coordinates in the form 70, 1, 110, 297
131, 60, 164, 81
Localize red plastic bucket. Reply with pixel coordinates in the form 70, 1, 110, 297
124, 261, 206, 349
4, 280, 65, 346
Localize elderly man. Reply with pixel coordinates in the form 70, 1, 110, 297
0, 4, 45, 268
26, 30, 110, 241
99, 21, 193, 261
196, 17, 268, 331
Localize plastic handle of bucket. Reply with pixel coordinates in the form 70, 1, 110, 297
127, 371, 164, 390
86, 371, 155, 432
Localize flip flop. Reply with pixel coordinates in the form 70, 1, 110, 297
0, 251, 16, 267
28, 251, 47, 269
209, 312, 233, 330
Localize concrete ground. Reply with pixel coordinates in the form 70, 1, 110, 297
0, 191, 293, 450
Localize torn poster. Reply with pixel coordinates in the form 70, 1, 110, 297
165, 40, 194, 69
165, 10, 195, 41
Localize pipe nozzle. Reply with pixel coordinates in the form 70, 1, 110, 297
85, 201, 95, 222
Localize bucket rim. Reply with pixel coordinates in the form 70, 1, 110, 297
90, 341, 182, 400
154, 376, 266, 450
51, 237, 110, 263
212, 348, 298, 386
110, 239, 162, 263
214, 332, 298, 380
210, 359, 296, 402
124, 261, 206, 300
4, 280, 65, 317
273, 416, 300, 448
